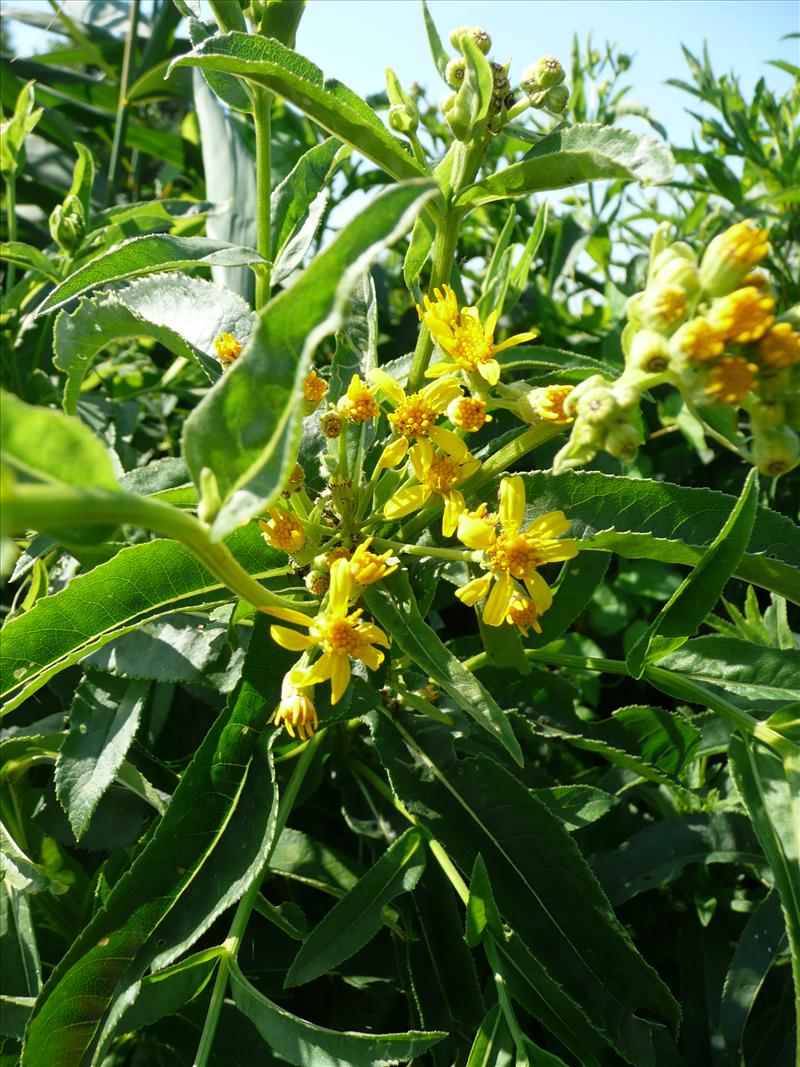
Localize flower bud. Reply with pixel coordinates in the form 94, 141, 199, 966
445, 57, 466, 88
751, 425, 800, 477
749, 400, 785, 431
320, 411, 343, 438
617, 54, 632, 71
627, 329, 672, 374
305, 569, 330, 596
649, 244, 700, 295
49, 194, 85, 253
577, 385, 618, 425
520, 56, 565, 94
603, 422, 643, 461
699, 221, 769, 297
388, 103, 417, 134
286, 463, 305, 492
214, 332, 243, 367
637, 285, 688, 334
542, 84, 569, 113
302, 369, 328, 414
449, 26, 491, 54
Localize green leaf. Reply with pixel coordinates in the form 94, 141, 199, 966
593, 812, 765, 904
184, 180, 436, 541
54, 673, 149, 841
457, 125, 674, 208
171, 32, 426, 182
373, 716, 680, 1065
421, 0, 449, 80
364, 573, 523, 765
36, 234, 264, 316
1, 880, 41, 1000
271, 136, 340, 261
53, 274, 255, 412
465, 853, 504, 948
517, 470, 800, 605
465, 1005, 514, 1067
0, 526, 286, 713
627, 469, 758, 676
21, 617, 285, 1067
285, 827, 426, 987
230, 958, 445, 1066
719, 890, 787, 1061
0, 824, 68, 897
0, 241, 59, 282
84, 198, 220, 238
269, 828, 363, 896
114, 947, 221, 1036
0, 994, 35, 1039
661, 637, 800, 711
533, 785, 617, 832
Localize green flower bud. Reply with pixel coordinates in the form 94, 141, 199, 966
305, 569, 330, 596
749, 400, 785, 431
445, 57, 466, 88
542, 84, 569, 113
520, 55, 565, 94
578, 385, 618, 425
49, 194, 85, 253
603, 422, 643, 461
628, 329, 672, 374
751, 425, 800, 477
320, 411, 343, 438
440, 91, 458, 115
649, 244, 700, 294
388, 104, 417, 134
449, 26, 491, 54
617, 54, 632, 72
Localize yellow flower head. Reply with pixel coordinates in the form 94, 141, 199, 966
708, 286, 776, 345
259, 507, 306, 554
506, 594, 542, 635
447, 395, 492, 432
274, 678, 318, 740
455, 475, 577, 627
214, 332, 243, 367
270, 558, 389, 705
639, 284, 687, 332
705, 356, 758, 406
416, 284, 460, 330
383, 439, 480, 536
670, 317, 726, 363
425, 305, 537, 387
369, 369, 465, 467
303, 369, 328, 410
337, 375, 379, 423
527, 384, 575, 424
700, 221, 770, 296
350, 537, 399, 586
758, 323, 800, 370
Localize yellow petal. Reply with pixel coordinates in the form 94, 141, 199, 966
477, 359, 500, 386
421, 376, 463, 410
493, 330, 538, 354
292, 651, 333, 687
379, 435, 409, 468
270, 625, 314, 651
523, 569, 553, 613
409, 439, 433, 480
499, 476, 525, 531
482, 572, 514, 627
328, 556, 353, 613
527, 509, 571, 538
456, 573, 492, 606
369, 367, 405, 405
384, 483, 432, 520
355, 644, 385, 671
457, 513, 495, 551
330, 653, 351, 705
442, 490, 464, 537
428, 424, 468, 459
484, 308, 499, 336
357, 621, 390, 647
424, 360, 459, 379
259, 605, 315, 626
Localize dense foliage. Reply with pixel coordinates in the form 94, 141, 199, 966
1, 3, 798, 1066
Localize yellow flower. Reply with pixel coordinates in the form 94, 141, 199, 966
506, 594, 542, 635
424, 305, 537, 387
214, 332, 242, 366
337, 375, 379, 423
670, 316, 726, 363
270, 558, 389, 705
708, 286, 776, 344
758, 323, 800, 370
455, 475, 577, 627
447, 395, 492, 432
369, 369, 465, 467
303, 369, 328, 411
416, 284, 460, 330
639, 284, 688, 332
700, 221, 770, 296
259, 507, 306, 554
274, 679, 318, 740
383, 439, 480, 536
527, 384, 574, 424
350, 537, 398, 586
705, 356, 758, 406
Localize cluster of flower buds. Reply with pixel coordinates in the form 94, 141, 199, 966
519, 55, 569, 114
552, 221, 799, 476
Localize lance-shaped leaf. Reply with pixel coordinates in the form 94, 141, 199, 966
230, 958, 445, 1066
457, 125, 674, 208
661, 637, 800, 712
270, 136, 341, 262
21, 617, 286, 1067
285, 827, 426, 987
54, 274, 255, 412
36, 234, 264, 316
171, 32, 426, 182
183, 179, 437, 541
0, 241, 59, 282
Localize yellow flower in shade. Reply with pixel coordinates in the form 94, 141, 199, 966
415, 284, 460, 330
708, 286, 776, 344
424, 305, 537, 387
705, 356, 758, 406
271, 558, 389, 705
506, 594, 542, 635
670, 317, 726, 363
384, 439, 480, 536
350, 537, 398, 586
214, 332, 242, 366
758, 323, 800, 370
455, 475, 577, 627
369, 368, 465, 467
303, 369, 328, 411
447, 395, 492, 432
259, 507, 306, 554
527, 384, 574, 424
337, 375, 379, 423
274, 679, 318, 740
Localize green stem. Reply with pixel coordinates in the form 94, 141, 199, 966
370, 537, 471, 562
407, 212, 461, 392
107, 0, 140, 198
194, 729, 325, 1067
47, 0, 115, 77
4, 484, 311, 616
253, 88, 273, 310
4, 177, 16, 296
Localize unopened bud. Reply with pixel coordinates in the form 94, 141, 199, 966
520, 55, 565, 94
751, 425, 800, 477
542, 84, 569, 113
389, 103, 417, 134
649, 247, 700, 297
320, 411, 342, 438
628, 329, 672, 374
638, 285, 688, 334
749, 400, 785, 431
577, 385, 618, 425
305, 569, 330, 596
49, 194, 85, 253
617, 53, 632, 71
699, 221, 769, 298
604, 422, 643, 460
286, 463, 305, 492
449, 25, 491, 54
445, 57, 466, 88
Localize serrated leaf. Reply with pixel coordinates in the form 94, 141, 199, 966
171, 32, 426, 182
54, 274, 255, 412
286, 827, 426, 987
184, 180, 436, 541
457, 125, 674, 208
36, 234, 264, 316
465, 853, 504, 948
465, 1005, 514, 1067
0, 825, 68, 896
271, 136, 340, 261
533, 785, 617, 832
661, 637, 800, 711
230, 958, 445, 1066
21, 618, 286, 1067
